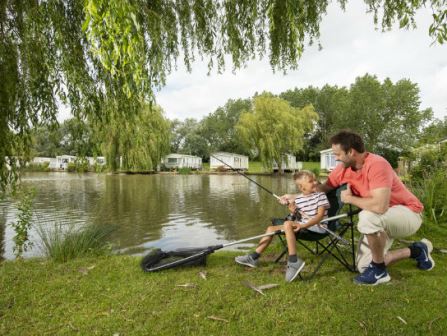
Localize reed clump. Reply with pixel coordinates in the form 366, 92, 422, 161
37, 222, 115, 262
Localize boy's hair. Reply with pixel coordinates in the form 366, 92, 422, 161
293, 170, 315, 181
330, 130, 365, 153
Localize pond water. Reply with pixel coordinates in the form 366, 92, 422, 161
0, 173, 299, 260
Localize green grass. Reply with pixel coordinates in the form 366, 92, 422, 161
1, 247, 446, 335
202, 162, 210, 171
302, 161, 320, 170
248, 161, 269, 173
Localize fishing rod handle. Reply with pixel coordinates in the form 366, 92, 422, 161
222, 230, 283, 248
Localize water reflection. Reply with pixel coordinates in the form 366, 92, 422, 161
0, 173, 299, 259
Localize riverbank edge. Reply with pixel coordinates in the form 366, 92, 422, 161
1, 251, 446, 335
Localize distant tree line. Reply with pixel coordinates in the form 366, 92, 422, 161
31, 73, 445, 171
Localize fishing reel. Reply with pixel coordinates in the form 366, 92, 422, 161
284, 208, 302, 222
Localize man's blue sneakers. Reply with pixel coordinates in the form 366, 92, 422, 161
412, 238, 435, 271
354, 263, 391, 285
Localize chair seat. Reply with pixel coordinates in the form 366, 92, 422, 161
272, 185, 358, 280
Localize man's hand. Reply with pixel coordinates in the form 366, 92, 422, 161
293, 224, 301, 232
341, 184, 353, 204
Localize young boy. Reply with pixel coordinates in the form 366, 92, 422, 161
235, 170, 330, 282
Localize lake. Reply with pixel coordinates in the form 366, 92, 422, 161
0, 172, 299, 260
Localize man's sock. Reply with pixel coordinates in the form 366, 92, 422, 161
409, 245, 422, 259
250, 252, 260, 260
288, 254, 298, 263
371, 261, 386, 270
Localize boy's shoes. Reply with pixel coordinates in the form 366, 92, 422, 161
354, 263, 391, 285
235, 254, 258, 268
411, 238, 435, 271
285, 258, 305, 283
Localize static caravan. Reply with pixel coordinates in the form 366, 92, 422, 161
163, 154, 202, 170
273, 154, 301, 172
210, 152, 249, 171
32, 157, 57, 168
86, 156, 106, 167
55, 155, 77, 170
320, 148, 337, 171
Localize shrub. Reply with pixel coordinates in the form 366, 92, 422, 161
178, 167, 192, 174
408, 144, 447, 227
67, 162, 76, 172
37, 223, 116, 262
21, 162, 50, 172
409, 169, 447, 226
215, 165, 227, 172
311, 167, 320, 178
93, 163, 107, 173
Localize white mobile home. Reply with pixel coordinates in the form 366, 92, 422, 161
210, 152, 249, 170
32, 157, 57, 168
320, 148, 337, 171
163, 154, 202, 170
55, 155, 77, 170
273, 154, 301, 172
86, 156, 106, 167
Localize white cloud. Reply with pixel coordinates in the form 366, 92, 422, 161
157, 1, 447, 121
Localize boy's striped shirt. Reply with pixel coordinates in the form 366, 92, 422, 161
294, 192, 330, 233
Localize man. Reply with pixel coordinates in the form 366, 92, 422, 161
318, 130, 434, 285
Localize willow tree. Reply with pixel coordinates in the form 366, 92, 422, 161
1, 0, 446, 191
99, 103, 170, 172
236, 93, 318, 172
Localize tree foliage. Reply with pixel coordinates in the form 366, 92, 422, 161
1, 0, 446, 191
236, 93, 318, 172
99, 103, 171, 172
280, 74, 432, 162
200, 99, 252, 156
418, 117, 447, 144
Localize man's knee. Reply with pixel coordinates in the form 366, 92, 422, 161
358, 210, 384, 235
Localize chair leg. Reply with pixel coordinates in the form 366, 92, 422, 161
275, 234, 288, 263
275, 249, 288, 263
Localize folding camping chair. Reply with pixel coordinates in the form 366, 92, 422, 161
273, 185, 359, 280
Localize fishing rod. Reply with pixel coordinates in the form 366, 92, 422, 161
210, 154, 351, 244
210, 154, 281, 200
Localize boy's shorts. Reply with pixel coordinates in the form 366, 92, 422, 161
356, 205, 423, 272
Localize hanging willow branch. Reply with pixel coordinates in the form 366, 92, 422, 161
1, 0, 446, 192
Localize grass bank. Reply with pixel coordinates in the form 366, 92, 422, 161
1, 248, 446, 335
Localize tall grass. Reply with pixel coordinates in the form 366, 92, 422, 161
409, 169, 447, 229
37, 222, 116, 262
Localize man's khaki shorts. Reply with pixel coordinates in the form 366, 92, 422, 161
356, 205, 423, 272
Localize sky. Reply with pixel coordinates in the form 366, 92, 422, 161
57, 2, 447, 122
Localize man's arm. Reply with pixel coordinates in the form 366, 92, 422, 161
316, 182, 333, 194
341, 185, 391, 214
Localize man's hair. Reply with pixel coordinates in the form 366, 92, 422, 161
293, 170, 315, 181
330, 130, 365, 153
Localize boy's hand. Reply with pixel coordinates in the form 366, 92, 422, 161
287, 202, 296, 213
293, 224, 301, 232
279, 195, 289, 205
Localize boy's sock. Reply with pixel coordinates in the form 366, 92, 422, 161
409, 245, 422, 259
371, 261, 386, 270
250, 252, 260, 260
288, 254, 298, 263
